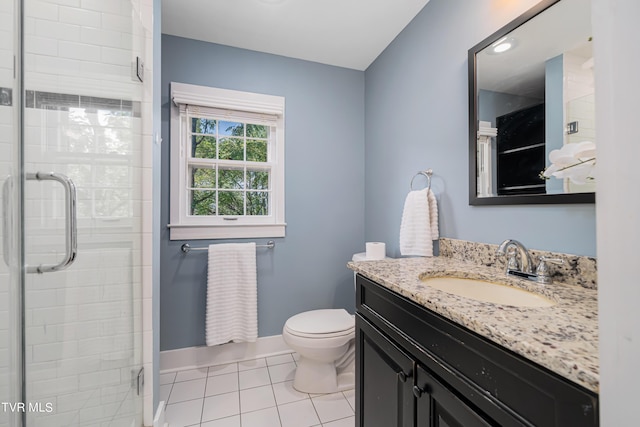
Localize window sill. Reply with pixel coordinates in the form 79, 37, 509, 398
168, 223, 286, 240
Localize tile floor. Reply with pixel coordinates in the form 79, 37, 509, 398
160, 352, 355, 427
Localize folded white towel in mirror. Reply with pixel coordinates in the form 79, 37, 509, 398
399, 189, 439, 257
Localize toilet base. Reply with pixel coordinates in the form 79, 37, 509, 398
292, 355, 355, 394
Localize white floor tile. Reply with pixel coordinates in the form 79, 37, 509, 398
267, 362, 296, 383
311, 392, 354, 424
208, 362, 238, 377
206, 372, 239, 396
201, 391, 240, 423
239, 384, 276, 413
278, 399, 320, 427
168, 378, 206, 404
241, 406, 281, 427
175, 367, 208, 382
168, 355, 357, 427
239, 367, 271, 389
164, 398, 203, 427
159, 384, 172, 403
200, 415, 241, 427
238, 357, 267, 371
342, 389, 355, 411
272, 380, 309, 405
159, 372, 176, 385
266, 353, 295, 366
322, 416, 355, 427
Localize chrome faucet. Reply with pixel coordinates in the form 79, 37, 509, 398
496, 239, 534, 274
496, 239, 564, 284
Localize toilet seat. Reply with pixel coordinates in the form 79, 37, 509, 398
284, 309, 354, 336
284, 324, 354, 339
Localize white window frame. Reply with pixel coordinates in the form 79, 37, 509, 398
169, 82, 286, 240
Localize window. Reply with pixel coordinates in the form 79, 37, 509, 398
169, 83, 285, 240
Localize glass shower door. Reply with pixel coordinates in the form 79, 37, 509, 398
1, 0, 146, 425
1, 0, 23, 426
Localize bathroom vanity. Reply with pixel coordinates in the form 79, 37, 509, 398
349, 243, 599, 427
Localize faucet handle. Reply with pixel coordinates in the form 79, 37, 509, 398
535, 256, 564, 284
505, 246, 520, 271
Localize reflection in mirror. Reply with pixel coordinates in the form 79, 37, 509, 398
469, 0, 595, 205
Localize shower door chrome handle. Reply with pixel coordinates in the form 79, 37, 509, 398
26, 172, 77, 274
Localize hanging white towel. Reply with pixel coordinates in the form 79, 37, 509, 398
206, 243, 258, 346
399, 189, 439, 257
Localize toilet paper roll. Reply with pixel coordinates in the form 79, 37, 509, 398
366, 242, 386, 260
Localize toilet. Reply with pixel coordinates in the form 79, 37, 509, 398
282, 252, 373, 394
283, 309, 355, 393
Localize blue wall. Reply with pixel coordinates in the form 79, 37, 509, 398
161, 35, 365, 351
161, 0, 598, 352
364, 0, 596, 257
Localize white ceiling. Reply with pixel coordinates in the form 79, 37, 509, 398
161, 0, 430, 71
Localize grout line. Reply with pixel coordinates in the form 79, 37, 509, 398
236, 366, 242, 424
269, 384, 283, 427
309, 394, 324, 426
199, 395, 205, 427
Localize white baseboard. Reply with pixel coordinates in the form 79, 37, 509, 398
160, 334, 291, 373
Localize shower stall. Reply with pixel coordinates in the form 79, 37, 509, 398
1, 0, 152, 425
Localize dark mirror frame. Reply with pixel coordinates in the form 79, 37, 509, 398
468, 0, 595, 206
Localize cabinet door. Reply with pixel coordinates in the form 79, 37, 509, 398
415, 365, 496, 427
356, 315, 414, 427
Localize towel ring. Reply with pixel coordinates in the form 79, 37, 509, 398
410, 169, 433, 191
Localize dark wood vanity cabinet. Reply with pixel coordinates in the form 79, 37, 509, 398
355, 274, 599, 427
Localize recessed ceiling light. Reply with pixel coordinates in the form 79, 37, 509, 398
488, 37, 517, 54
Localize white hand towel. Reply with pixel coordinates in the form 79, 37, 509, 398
206, 243, 258, 346
399, 189, 439, 257
428, 189, 439, 241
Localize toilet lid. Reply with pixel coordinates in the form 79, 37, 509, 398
285, 309, 354, 335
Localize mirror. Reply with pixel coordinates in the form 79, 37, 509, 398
468, 0, 595, 205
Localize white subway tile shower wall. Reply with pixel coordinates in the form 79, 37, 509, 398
24, 0, 140, 100
0, 1, 13, 89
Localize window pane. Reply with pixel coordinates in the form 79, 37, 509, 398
192, 118, 216, 134
246, 124, 267, 138
192, 135, 217, 159
219, 167, 244, 189
219, 121, 244, 136
190, 190, 216, 215
247, 192, 269, 216
247, 169, 269, 190
218, 191, 244, 215
219, 137, 244, 160
246, 139, 267, 162
191, 168, 216, 189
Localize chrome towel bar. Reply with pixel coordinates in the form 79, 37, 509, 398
181, 240, 276, 253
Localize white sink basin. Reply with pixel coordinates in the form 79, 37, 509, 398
421, 277, 556, 307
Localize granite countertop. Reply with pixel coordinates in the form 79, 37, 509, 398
348, 256, 599, 393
